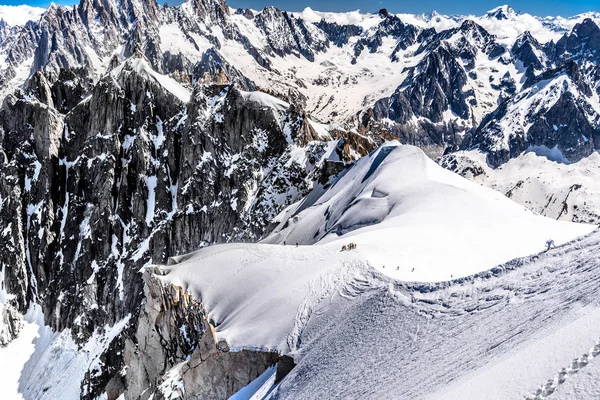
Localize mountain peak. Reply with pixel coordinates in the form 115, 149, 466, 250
572, 17, 600, 36
378, 8, 390, 18
484, 5, 516, 20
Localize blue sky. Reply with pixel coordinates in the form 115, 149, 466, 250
3, 0, 599, 17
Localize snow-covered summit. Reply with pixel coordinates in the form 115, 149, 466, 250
484, 5, 518, 21
265, 143, 593, 280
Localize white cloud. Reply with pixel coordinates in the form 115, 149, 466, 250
0, 5, 46, 26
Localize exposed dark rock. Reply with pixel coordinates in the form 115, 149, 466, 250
470, 61, 600, 167
0, 304, 23, 346
254, 6, 329, 62
552, 18, 600, 63
192, 48, 256, 90
315, 20, 362, 47
124, 270, 281, 399
512, 31, 549, 75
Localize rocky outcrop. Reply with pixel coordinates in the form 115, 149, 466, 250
511, 31, 551, 82
124, 269, 280, 400
0, 303, 22, 346
192, 48, 256, 90
254, 7, 329, 62
353, 10, 421, 61
314, 20, 362, 47
552, 18, 600, 64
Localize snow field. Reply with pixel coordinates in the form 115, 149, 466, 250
158, 143, 594, 356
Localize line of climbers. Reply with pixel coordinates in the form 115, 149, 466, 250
341, 243, 357, 251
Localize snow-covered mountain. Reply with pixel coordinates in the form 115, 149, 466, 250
441, 148, 600, 224
144, 145, 596, 398
2, 0, 600, 398
263, 143, 591, 280
2, 2, 600, 158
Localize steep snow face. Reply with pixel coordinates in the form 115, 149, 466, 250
0, 5, 45, 26
440, 150, 600, 224
156, 143, 593, 354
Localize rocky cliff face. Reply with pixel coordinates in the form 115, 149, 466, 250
0, 302, 22, 346
0, 51, 363, 397
122, 269, 281, 400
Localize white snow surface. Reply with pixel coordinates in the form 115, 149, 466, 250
0, 305, 130, 400
239, 90, 289, 111
157, 143, 593, 357
262, 230, 600, 399
0, 5, 45, 26
266, 143, 593, 278
444, 149, 600, 223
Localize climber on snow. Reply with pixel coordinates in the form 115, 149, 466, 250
545, 239, 556, 252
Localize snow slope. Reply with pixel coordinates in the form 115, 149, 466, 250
156, 143, 593, 356
442, 149, 600, 223
155, 188, 600, 399
265, 143, 593, 280
265, 230, 600, 399
0, 306, 130, 400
